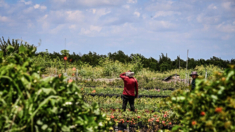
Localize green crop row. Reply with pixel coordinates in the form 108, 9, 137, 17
82, 87, 173, 96
84, 95, 171, 111
76, 78, 187, 89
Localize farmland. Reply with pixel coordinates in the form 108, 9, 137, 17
0, 39, 235, 132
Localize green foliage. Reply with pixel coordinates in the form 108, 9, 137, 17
194, 65, 223, 77
0, 45, 112, 132
170, 65, 235, 131
99, 57, 122, 76
131, 54, 144, 74
0, 37, 36, 57
83, 87, 172, 96
36, 48, 235, 72
60, 49, 70, 57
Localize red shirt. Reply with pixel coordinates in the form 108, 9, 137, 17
120, 72, 138, 96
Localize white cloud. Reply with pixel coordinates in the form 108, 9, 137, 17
104, 23, 139, 37
89, 8, 111, 16
101, 17, 119, 25
37, 10, 84, 28
50, 24, 65, 34
90, 25, 102, 32
42, 22, 50, 30
27, 21, 34, 28
122, 5, 130, 9
202, 24, 210, 31
57, 0, 66, 2
66, 10, 84, 22
221, 35, 231, 40
92, 9, 96, 14
145, 1, 175, 11
80, 25, 102, 35
51, 0, 123, 7
186, 16, 192, 21
0, 15, 9, 22
216, 23, 235, 33
196, 14, 203, 23
38, 14, 48, 22
80, 0, 119, 6
0, 0, 6, 7
34, 4, 47, 10
127, 0, 137, 4
80, 28, 91, 35
222, 2, 232, 10
208, 4, 217, 9
69, 24, 76, 29
36, 14, 50, 30
40, 5, 47, 10
20, 0, 32, 5
197, 14, 220, 24
148, 20, 176, 30
23, 7, 34, 13
34, 4, 40, 9
134, 11, 140, 17
95, 8, 111, 16
142, 14, 147, 19
153, 11, 181, 18
233, 21, 235, 25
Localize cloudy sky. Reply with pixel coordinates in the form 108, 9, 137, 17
0, 0, 235, 60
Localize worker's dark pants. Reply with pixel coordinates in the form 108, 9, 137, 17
122, 95, 135, 112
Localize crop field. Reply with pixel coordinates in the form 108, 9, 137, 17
0, 40, 235, 132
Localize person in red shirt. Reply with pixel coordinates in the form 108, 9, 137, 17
120, 70, 138, 112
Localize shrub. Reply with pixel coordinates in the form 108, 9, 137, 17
170, 65, 235, 131
0, 37, 36, 57
0, 45, 112, 131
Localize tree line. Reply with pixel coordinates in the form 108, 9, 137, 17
36, 50, 234, 72
1, 37, 234, 72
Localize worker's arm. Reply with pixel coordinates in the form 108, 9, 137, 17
119, 72, 126, 80
120, 71, 131, 80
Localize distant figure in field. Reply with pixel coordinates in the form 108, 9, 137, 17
120, 70, 138, 112
190, 71, 198, 91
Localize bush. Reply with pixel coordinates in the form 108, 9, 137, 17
0, 45, 112, 132
0, 37, 36, 57
170, 65, 235, 131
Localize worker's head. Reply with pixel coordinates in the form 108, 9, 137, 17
126, 71, 134, 77
190, 71, 198, 79
191, 75, 197, 79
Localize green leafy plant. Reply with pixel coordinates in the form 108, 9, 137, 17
170, 65, 235, 131
0, 37, 36, 57
0, 45, 112, 132
131, 54, 144, 74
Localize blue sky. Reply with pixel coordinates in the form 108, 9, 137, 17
0, 0, 235, 60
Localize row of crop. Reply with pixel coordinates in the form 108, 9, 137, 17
84, 95, 178, 131
81, 87, 173, 96
109, 121, 175, 131
84, 94, 170, 99
44, 66, 188, 89
75, 78, 187, 89
84, 95, 171, 112
43, 73, 185, 89
79, 86, 176, 91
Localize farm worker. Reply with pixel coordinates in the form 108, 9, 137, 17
120, 70, 138, 112
190, 71, 198, 91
